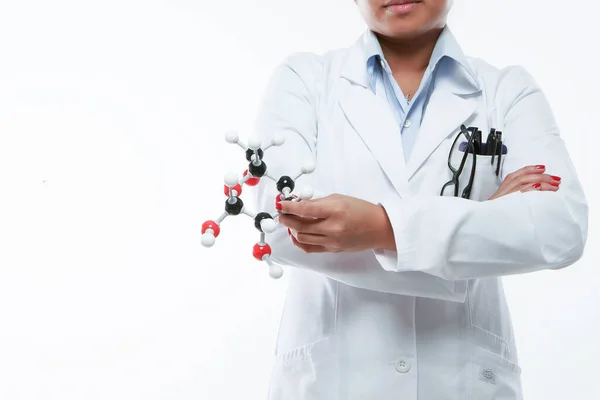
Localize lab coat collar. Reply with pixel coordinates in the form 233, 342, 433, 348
338, 26, 480, 192
343, 25, 481, 96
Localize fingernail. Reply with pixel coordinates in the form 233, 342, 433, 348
550, 182, 560, 187
533, 183, 541, 188
276, 202, 282, 211
535, 165, 545, 170
287, 228, 291, 236
551, 175, 561, 181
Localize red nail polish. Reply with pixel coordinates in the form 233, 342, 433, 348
533, 183, 541, 188
535, 165, 545, 170
551, 175, 561, 181
287, 228, 291, 236
276, 202, 282, 211
550, 182, 560, 187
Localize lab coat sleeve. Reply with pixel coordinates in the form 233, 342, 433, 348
249, 53, 468, 302
376, 66, 589, 280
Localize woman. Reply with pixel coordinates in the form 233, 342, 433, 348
251, 1, 589, 399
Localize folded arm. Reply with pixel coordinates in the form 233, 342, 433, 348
375, 66, 589, 280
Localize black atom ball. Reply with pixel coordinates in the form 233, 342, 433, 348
276, 176, 295, 193
245, 148, 264, 162
225, 197, 244, 216
248, 161, 267, 178
254, 212, 273, 232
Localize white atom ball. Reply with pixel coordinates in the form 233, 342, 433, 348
225, 130, 239, 143
261, 218, 277, 233
302, 161, 316, 174
269, 264, 284, 279
271, 134, 285, 146
299, 187, 314, 200
247, 137, 261, 150
224, 171, 239, 187
201, 233, 215, 247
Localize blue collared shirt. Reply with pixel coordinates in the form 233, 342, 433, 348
364, 27, 461, 160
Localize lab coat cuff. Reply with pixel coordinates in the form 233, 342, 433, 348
373, 195, 468, 302
373, 194, 414, 272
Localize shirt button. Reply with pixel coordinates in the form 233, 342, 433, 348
394, 358, 411, 373
404, 119, 412, 128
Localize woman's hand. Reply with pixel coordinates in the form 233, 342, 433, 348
489, 165, 561, 200
277, 194, 394, 254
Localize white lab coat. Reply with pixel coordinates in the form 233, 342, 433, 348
250, 27, 588, 400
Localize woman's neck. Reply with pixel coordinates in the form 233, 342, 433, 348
376, 28, 443, 74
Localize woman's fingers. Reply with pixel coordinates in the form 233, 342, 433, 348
520, 181, 561, 193
289, 232, 327, 253
515, 173, 561, 188
502, 172, 560, 194
504, 165, 546, 183
491, 166, 546, 199
292, 230, 329, 246
507, 174, 561, 195
279, 214, 326, 235
489, 165, 562, 200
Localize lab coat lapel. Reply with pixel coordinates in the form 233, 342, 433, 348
404, 28, 483, 180
338, 84, 409, 198
337, 34, 409, 198
336, 28, 481, 193
405, 89, 479, 180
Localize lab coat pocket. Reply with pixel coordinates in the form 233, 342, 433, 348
470, 347, 522, 400
267, 336, 339, 400
450, 149, 505, 202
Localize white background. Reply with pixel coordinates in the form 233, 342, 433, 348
0, 0, 597, 399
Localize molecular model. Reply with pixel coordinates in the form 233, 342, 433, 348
201, 130, 316, 279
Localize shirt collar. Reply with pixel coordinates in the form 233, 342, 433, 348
364, 29, 386, 92
355, 25, 479, 95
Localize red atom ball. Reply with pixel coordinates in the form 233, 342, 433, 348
275, 195, 283, 209
275, 193, 299, 210
243, 170, 260, 186
224, 183, 243, 197
201, 220, 221, 238
252, 243, 272, 261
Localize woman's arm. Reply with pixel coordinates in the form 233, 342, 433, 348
249, 53, 469, 302
374, 66, 589, 280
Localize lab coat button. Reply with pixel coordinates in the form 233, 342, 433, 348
404, 119, 412, 128
394, 358, 411, 373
